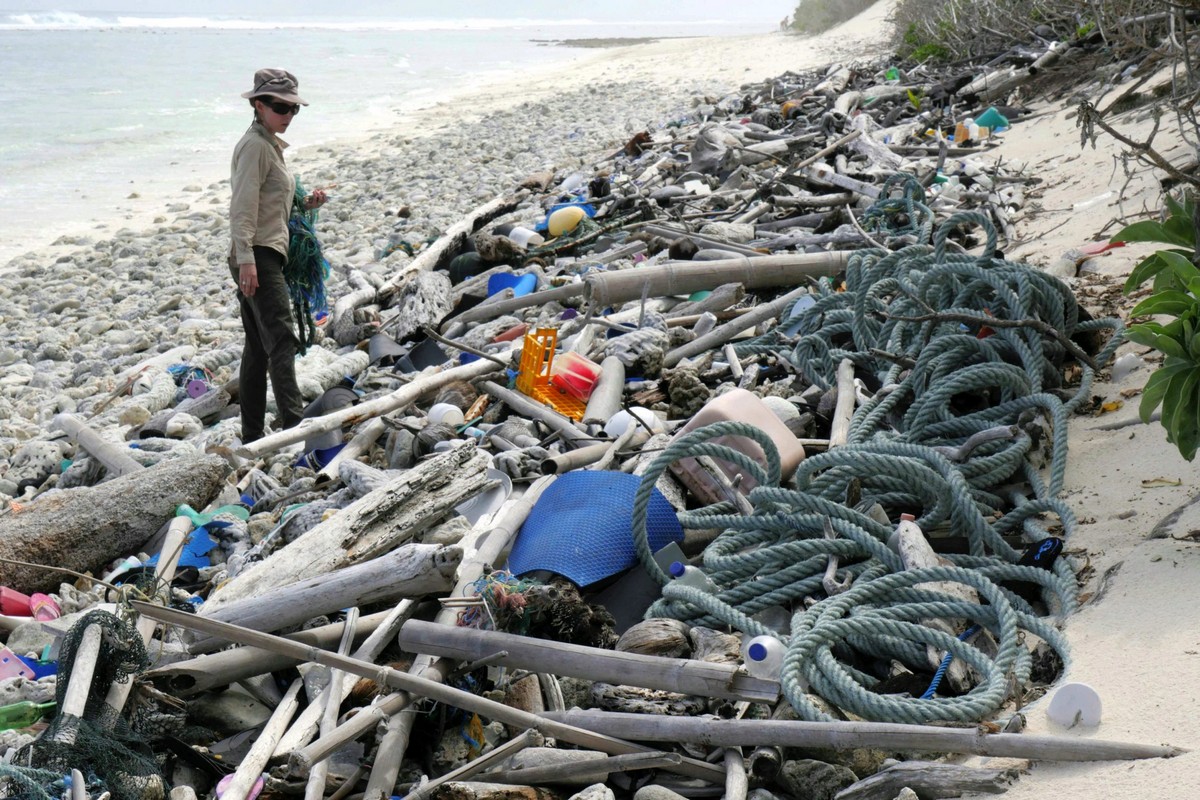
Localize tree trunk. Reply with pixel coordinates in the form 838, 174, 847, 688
0, 454, 229, 593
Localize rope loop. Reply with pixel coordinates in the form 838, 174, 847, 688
933, 211, 997, 266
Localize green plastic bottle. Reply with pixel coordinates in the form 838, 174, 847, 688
0, 700, 55, 730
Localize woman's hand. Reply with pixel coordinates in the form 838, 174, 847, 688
304, 189, 328, 210
238, 262, 259, 297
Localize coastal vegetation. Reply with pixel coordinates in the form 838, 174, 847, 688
787, 0, 877, 34
891, 0, 1176, 61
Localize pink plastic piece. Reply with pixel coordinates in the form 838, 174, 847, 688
216, 773, 264, 800
29, 594, 60, 622
0, 646, 35, 680
0, 587, 32, 616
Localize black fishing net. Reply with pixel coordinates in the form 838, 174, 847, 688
9, 610, 167, 800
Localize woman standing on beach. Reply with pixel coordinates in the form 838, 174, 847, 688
229, 68, 326, 444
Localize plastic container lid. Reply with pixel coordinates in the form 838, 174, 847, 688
748, 641, 770, 662
669, 561, 686, 578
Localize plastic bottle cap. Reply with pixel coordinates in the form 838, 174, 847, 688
900, 513, 915, 521
669, 561, 686, 578
748, 641, 768, 661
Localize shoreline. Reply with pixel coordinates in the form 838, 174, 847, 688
0, 27, 784, 271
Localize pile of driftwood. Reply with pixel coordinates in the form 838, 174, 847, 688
0, 35, 1184, 800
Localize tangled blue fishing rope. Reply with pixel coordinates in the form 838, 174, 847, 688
286, 179, 332, 354
632, 202, 1123, 725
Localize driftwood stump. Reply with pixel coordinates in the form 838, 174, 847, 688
0, 454, 229, 592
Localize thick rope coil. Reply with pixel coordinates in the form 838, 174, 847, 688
629, 207, 1120, 725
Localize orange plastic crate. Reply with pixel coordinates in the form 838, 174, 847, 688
515, 328, 587, 421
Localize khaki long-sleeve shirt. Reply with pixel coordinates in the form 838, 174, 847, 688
230, 121, 294, 265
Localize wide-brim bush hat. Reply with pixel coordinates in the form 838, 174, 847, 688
242, 68, 308, 105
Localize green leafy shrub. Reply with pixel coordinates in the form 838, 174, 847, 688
790, 0, 878, 35
1117, 193, 1200, 459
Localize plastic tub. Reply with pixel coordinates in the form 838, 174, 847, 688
549, 351, 602, 401
668, 388, 806, 505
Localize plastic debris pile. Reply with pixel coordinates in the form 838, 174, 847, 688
0, 31, 1183, 800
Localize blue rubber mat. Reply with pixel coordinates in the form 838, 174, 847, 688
508, 470, 682, 587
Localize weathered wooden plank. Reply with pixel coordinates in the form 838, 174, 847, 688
189, 544, 460, 653
203, 443, 490, 610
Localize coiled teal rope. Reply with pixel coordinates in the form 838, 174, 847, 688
631, 210, 1121, 724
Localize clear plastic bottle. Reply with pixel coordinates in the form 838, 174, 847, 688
668, 561, 718, 593
742, 635, 786, 679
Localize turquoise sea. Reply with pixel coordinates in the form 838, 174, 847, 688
0, 10, 770, 265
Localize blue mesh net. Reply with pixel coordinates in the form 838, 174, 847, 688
508, 471, 682, 587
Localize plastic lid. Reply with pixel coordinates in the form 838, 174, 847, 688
669, 561, 686, 579
748, 641, 768, 661
900, 513, 915, 521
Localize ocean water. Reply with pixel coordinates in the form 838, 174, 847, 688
0, 10, 768, 266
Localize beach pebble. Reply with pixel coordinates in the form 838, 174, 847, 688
777, 760, 858, 800
569, 785, 614, 800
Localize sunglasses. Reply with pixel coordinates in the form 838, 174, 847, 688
260, 99, 300, 116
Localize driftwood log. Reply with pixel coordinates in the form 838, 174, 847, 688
398, 620, 779, 703
189, 544, 460, 653
540, 710, 1184, 762
0, 453, 228, 593
834, 760, 1019, 800
203, 443, 490, 609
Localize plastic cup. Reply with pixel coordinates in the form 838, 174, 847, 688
428, 403, 465, 427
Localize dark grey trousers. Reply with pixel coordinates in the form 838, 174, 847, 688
228, 246, 304, 442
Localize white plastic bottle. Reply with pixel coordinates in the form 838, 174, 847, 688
966, 117, 980, 142
742, 635, 786, 679
668, 561, 719, 593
